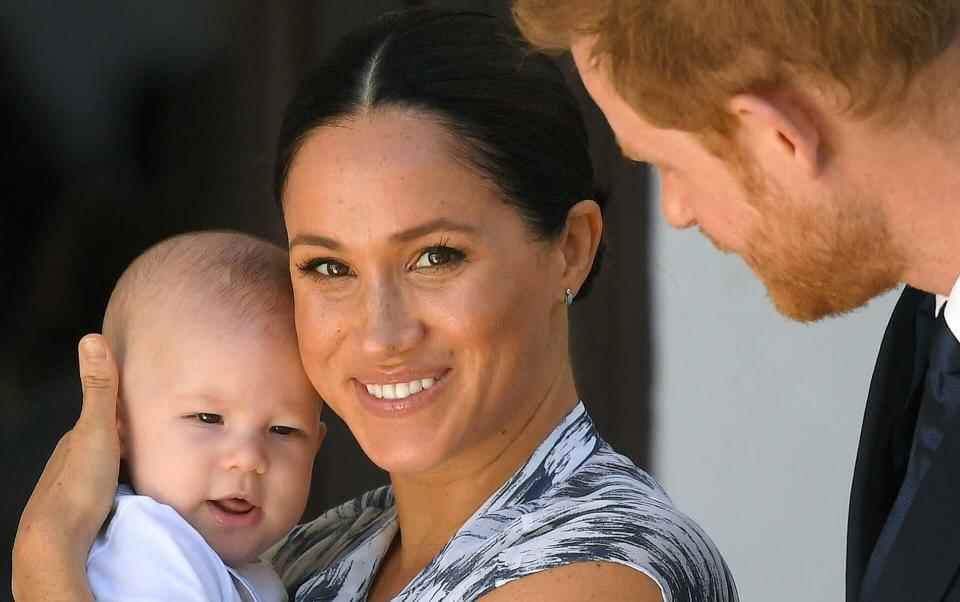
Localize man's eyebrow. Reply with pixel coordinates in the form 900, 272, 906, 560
288, 219, 478, 251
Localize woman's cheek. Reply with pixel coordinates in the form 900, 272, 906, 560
295, 294, 350, 396
295, 292, 332, 355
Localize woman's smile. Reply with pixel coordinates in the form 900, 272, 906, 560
359, 368, 447, 400
285, 109, 571, 476
353, 369, 451, 417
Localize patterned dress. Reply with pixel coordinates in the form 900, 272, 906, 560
272, 402, 738, 602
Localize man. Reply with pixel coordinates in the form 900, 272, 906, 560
513, 2, 960, 601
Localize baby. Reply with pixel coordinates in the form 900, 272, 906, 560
87, 231, 324, 602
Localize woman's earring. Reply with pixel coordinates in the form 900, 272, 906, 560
563, 288, 575, 306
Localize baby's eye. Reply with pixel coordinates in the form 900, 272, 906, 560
195, 412, 223, 425
413, 246, 465, 270
270, 425, 300, 436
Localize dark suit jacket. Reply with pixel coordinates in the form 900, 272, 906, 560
847, 286, 960, 601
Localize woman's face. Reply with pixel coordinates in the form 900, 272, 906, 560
283, 110, 571, 476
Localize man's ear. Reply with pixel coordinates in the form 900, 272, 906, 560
728, 92, 823, 178
559, 199, 603, 296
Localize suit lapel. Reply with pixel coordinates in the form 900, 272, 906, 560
865, 407, 960, 601
847, 286, 931, 601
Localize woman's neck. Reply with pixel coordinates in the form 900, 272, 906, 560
386, 365, 579, 576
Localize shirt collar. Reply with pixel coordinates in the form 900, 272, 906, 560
935, 274, 960, 341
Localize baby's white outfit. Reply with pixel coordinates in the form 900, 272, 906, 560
87, 485, 286, 602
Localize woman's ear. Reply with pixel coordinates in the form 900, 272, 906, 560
315, 421, 328, 454
559, 199, 603, 296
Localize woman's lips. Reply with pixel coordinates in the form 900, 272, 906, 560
207, 498, 263, 528
355, 370, 450, 417
364, 376, 439, 400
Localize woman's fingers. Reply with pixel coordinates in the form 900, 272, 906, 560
13, 334, 122, 590
77, 334, 119, 431
65, 334, 122, 529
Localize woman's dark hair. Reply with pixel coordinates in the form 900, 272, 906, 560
274, 8, 605, 299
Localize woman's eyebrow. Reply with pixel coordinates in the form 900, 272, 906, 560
289, 219, 478, 250
289, 233, 341, 250
390, 219, 478, 243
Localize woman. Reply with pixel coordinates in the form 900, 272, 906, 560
14, 9, 737, 602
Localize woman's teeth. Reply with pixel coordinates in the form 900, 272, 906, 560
366, 378, 436, 400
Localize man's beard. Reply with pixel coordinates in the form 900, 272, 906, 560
736, 167, 904, 322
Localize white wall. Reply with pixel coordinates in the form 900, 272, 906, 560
645, 176, 900, 601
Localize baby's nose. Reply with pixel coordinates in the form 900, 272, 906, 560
222, 436, 268, 475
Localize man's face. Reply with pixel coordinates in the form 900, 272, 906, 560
120, 310, 323, 567
572, 38, 902, 321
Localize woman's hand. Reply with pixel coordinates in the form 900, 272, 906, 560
12, 335, 121, 602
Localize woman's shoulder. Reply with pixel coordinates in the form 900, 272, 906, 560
268, 485, 395, 592
489, 443, 738, 602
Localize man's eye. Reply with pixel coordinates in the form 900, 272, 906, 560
270, 425, 299, 436
413, 246, 464, 269
195, 413, 223, 424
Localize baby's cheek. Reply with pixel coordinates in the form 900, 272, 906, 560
131, 430, 213, 511
272, 450, 314, 519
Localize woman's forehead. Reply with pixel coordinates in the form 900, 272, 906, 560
291, 109, 460, 173
282, 112, 512, 237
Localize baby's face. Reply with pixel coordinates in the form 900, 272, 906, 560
120, 313, 322, 567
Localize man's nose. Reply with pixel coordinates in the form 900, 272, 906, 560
658, 171, 697, 229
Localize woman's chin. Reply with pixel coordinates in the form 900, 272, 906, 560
340, 391, 462, 476
356, 431, 452, 476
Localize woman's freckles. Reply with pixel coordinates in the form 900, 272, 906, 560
282, 109, 571, 477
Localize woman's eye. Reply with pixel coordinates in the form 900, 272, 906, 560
317, 261, 350, 278
270, 425, 299, 436
315, 260, 351, 277
413, 246, 464, 270
298, 259, 352, 278
195, 413, 223, 425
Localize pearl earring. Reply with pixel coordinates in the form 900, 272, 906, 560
563, 288, 575, 306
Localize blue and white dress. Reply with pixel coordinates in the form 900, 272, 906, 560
272, 402, 737, 602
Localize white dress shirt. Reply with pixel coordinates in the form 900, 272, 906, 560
934, 274, 960, 340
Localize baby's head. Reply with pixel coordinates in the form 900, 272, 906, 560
103, 231, 323, 567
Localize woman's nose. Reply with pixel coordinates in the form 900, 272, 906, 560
222, 435, 268, 475
360, 279, 424, 358
658, 171, 697, 229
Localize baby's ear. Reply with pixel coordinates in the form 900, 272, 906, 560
116, 394, 128, 459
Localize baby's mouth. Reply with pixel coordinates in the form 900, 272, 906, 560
211, 497, 256, 515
